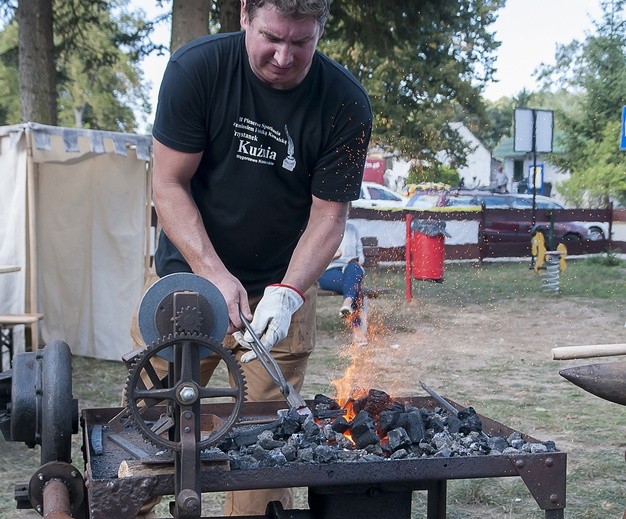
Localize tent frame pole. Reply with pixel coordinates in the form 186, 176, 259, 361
24, 130, 40, 350
144, 153, 154, 285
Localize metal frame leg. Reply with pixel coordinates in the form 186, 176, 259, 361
0, 325, 13, 371
426, 480, 446, 519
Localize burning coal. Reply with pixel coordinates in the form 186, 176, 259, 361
215, 389, 557, 470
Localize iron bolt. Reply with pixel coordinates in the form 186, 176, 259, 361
545, 457, 554, 467
550, 494, 559, 503
515, 459, 525, 468
38, 473, 44, 481
184, 426, 191, 433
71, 470, 78, 478
177, 489, 200, 512
36, 505, 42, 513
179, 386, 197, 403
184, 411, 192, 420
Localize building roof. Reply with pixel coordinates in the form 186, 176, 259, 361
493, 132, 566, 161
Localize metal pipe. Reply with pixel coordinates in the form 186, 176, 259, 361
42, 478, 73, 519
419, 381, 459, 417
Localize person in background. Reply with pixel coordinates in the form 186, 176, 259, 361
318, 221, 368, 345
495, 165, 509, 193
136, 0, 373, 515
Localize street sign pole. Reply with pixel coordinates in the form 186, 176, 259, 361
620, 105, 626, 151
514, 108, 554, 268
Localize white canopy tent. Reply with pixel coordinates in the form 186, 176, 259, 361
0, 123, 152, 361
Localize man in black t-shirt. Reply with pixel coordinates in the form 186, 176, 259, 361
145, 0, 371, 514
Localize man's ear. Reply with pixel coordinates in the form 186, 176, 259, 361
240, 0, 248, 28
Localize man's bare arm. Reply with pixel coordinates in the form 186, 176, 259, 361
282, 196, 349, 293
152, 139, 251, 330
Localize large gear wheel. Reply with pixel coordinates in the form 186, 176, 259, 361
125, 332, 246, 451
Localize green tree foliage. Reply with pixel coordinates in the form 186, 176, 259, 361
466, 96, 515, 151
0, 0, 156, 131
55, 2, 152, 130
407, 162, 460, 187
318, 0, 504, 168
1, 0, 505, 139
0, 20, 18, 123
557, 120, 626, 207
165, 0, 503, 166
535, 0, 626, 206
467, 88, 556, 152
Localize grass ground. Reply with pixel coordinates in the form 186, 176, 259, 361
1, 255, 625, 518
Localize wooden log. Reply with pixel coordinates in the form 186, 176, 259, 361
559, 362, 626, 406
551, 343, 626, 360
119, 457, 229, 478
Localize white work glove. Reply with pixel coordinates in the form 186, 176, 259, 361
234, 284, 304, 363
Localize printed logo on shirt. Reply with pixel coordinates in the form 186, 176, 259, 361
282, 124, 296, 171
232, 117, 295, 170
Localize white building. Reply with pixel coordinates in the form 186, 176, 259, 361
445, 122, 495, 189
493, 136, 570, 198
378, 122, 496, 192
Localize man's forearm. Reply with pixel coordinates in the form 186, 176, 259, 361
282, 199, 349, 293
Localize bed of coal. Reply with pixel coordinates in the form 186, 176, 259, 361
212, 389, 557, 470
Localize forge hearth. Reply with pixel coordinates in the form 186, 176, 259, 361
215, 390, 556, 470
82, 396, 566, 519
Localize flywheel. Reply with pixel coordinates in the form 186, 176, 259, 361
9, 340, 78, 465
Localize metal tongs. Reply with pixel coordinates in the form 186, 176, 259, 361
239, 311, 312, 416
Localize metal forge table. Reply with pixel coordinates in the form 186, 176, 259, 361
82, 398, 566, 519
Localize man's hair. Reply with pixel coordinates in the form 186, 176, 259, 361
244, 0, 330, 30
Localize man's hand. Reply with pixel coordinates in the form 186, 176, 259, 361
234, 284, 304, 362
206, 272, 251, 333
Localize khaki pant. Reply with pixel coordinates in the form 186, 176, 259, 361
130, 272, 317, 516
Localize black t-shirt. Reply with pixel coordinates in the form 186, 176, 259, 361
153, 32, 372, 295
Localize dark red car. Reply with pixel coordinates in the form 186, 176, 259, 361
407, 191, 589, 243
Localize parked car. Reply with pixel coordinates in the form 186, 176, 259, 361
408, 190, 591, 244
352, 181, 408, 210
514, 194, 609, 241
444, 192, 590, 243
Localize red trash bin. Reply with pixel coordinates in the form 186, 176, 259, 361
410, 231, 445, 281
405, 216, 449, 301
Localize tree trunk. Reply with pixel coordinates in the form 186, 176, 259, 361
171, 0, 212, 52
219, 0, 241, 33
17, 0, 57, 125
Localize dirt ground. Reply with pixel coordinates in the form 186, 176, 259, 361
1, 265, 625, 518
310, 296, 626, 406
305, 288, 626, 518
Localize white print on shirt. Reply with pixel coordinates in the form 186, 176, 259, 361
232, 117, 295, 169
282, 124, 296, 171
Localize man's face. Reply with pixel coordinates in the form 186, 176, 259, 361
241, 3, 321, 90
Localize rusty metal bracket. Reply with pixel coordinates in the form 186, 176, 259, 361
508, 453, 566, 511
